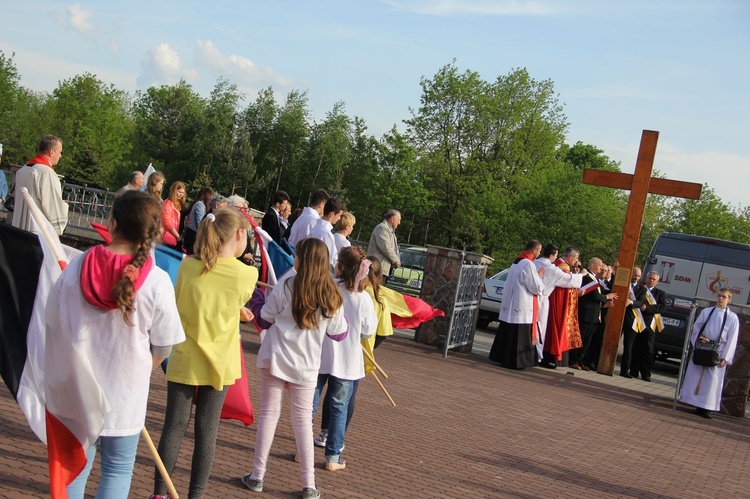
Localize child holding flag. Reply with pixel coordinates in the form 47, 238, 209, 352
151, 208, 257, 499
241, 238, 347, 499
46, 191, 185, 498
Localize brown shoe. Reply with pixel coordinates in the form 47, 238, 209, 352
569, 364, 582, 370
580, 365, 590, 371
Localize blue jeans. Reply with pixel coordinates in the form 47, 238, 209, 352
67, 434, 140, 499
312, 374, 353, 462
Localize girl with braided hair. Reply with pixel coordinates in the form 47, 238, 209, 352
46, 190, 185, 498
152, 208, 258, 499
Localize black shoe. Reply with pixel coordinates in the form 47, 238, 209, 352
642, 376, 651, 382
693, 408, 712, 419
539, 361, 556, 369
629, 371, 638, 378
620, 372, 633, 379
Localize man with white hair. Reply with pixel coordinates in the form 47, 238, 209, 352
115, 170, 145, 197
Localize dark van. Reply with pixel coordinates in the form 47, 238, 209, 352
642, 232, 750, 360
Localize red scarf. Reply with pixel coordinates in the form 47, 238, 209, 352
518, 251, 539, 346
80, 245, 153, 310
27, 153, 53, 169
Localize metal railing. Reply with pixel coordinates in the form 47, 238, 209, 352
62, 183, 117, 234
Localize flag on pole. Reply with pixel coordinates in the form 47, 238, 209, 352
379, 286, 445, 329
142, 163, 155, 191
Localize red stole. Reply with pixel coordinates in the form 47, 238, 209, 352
27, 153, 53, 169
517, 252, 538, 346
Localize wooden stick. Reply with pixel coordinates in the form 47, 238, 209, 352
369, 371, 396, 407
361, 345, 388, 379
141, 427, 180, 499
257, 281, 274, 289
695, 367, 705, 396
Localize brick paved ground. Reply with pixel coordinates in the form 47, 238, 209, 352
1, 327, 748, 498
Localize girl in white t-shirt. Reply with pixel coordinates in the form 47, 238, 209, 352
313, 246, 376, 471
46, 191, 185, 499
242, 238, 347, 499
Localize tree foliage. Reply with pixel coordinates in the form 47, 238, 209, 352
1, 49, 747, 269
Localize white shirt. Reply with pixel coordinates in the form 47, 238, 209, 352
257, 271, 348, 387
334, 232, 351, 256
309, 219, 337, 266
288, 206, 320, 247
319, 284, 377, 380
45, 254, 185, 436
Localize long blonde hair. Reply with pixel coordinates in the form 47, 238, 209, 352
194, 208, 250, 273
290, 238, 343, 329
146, 171, 165, 200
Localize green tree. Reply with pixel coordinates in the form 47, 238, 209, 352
662, 185, 750, 243
132, 80, 206, 187
48, 73, 134, 187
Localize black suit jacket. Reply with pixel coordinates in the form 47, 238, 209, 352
637, 286, 667, 333
578, 272, 610, 324
261, 207, 284, 245
623, 283, 647, 332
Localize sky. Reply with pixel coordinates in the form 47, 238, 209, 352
2, 1, 748, 208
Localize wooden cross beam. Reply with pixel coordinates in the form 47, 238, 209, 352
581, 130, 702, 376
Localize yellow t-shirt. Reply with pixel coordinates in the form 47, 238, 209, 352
362, 287, 393, 374
167, 257, 257, 390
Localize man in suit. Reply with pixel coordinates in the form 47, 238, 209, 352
571, 258, 617, 370
620, 267, 645, 378
631, 271, 666, 382
367, 209, 402, 278
262, 190, 291, 247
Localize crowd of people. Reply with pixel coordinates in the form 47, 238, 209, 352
6, 139, 403, 499
4, 135, 741, 497
488, 239, 740, 420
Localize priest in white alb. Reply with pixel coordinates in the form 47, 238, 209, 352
489, 240, 545, 370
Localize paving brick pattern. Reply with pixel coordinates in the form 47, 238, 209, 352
1, 328, 748, 498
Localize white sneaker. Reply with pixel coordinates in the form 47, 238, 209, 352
313, 430, 327, 447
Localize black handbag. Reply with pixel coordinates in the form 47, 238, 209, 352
692, 307, 727, 367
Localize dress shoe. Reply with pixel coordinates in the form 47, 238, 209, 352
642, 376, 651, 382
620, 372, 633, 379
539, 361, 556, 369
693, 408, 712, 419
629, 372, 639, 378
580, 365, 590, 371
569, 364, 582, 370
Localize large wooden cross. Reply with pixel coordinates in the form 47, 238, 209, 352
582, 130, 703, 376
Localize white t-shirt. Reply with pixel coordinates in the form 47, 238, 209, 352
319, 283, 377, 381
333, 233, 351, 256
257, 271, 348, 387
45, 254, 185, 436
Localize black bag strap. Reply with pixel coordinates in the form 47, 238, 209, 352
696, 306, 728, 343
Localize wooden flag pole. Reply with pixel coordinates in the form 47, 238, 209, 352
361, 346, 388, 379
22, 188, 181, 499
369, 372, 396, 407
141, 428, 180, 499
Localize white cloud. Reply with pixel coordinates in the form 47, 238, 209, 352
1, 41, 136, 93
137, 43, 199, 88
194, 39, 292, 89
379, 0, 557, 16
600, 138, 749, 209
64, 3, 106, 36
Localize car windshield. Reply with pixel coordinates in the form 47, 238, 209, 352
400, 251, 426, 269
491, 269, 509, 281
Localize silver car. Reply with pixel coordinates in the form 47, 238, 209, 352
477, 268, 509, 329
